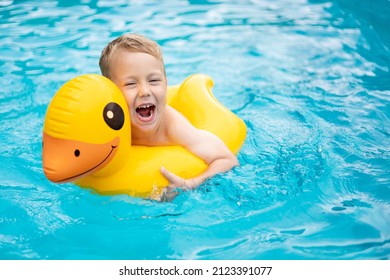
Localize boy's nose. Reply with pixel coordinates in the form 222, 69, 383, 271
138, 83, 151, 97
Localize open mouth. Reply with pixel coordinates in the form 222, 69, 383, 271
135, 104, 156, 122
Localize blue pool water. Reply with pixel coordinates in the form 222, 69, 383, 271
1, 0, 389, 260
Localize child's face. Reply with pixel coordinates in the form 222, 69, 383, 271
109, 50, 167, 134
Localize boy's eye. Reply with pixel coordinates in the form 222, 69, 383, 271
125, 81, 136, 86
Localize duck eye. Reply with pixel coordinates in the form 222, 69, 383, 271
103, 102, 124, 130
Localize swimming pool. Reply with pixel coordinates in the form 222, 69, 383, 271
0, 0, 389, 260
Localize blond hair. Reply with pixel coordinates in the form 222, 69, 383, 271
99, 33, 164, 78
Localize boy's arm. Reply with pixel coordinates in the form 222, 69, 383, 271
161, 109, 238, 190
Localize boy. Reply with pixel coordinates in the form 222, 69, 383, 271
99, 33, 238, 191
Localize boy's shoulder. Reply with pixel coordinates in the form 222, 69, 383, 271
165, 105, 197, 144
165, 105, 190, 125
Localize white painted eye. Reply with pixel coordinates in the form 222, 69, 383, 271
103, 102, 124, 130
107, 110, 114, 119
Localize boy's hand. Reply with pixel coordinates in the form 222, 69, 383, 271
160, 167, 201, 190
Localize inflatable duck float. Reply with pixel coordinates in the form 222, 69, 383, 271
42, 74, 246, 198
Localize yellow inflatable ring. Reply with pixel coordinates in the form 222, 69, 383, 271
42, 74, 246, 198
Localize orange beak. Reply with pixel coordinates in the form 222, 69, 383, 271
42, 133, 119, 183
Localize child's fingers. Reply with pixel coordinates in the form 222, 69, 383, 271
160, 167, 185, 187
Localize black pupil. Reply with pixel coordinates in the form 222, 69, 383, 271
74, 149, 80, 157
103, 102, 124, 130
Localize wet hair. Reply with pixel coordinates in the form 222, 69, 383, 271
99, 33, 164, 78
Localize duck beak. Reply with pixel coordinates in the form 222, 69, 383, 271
42, 133, 119, 183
